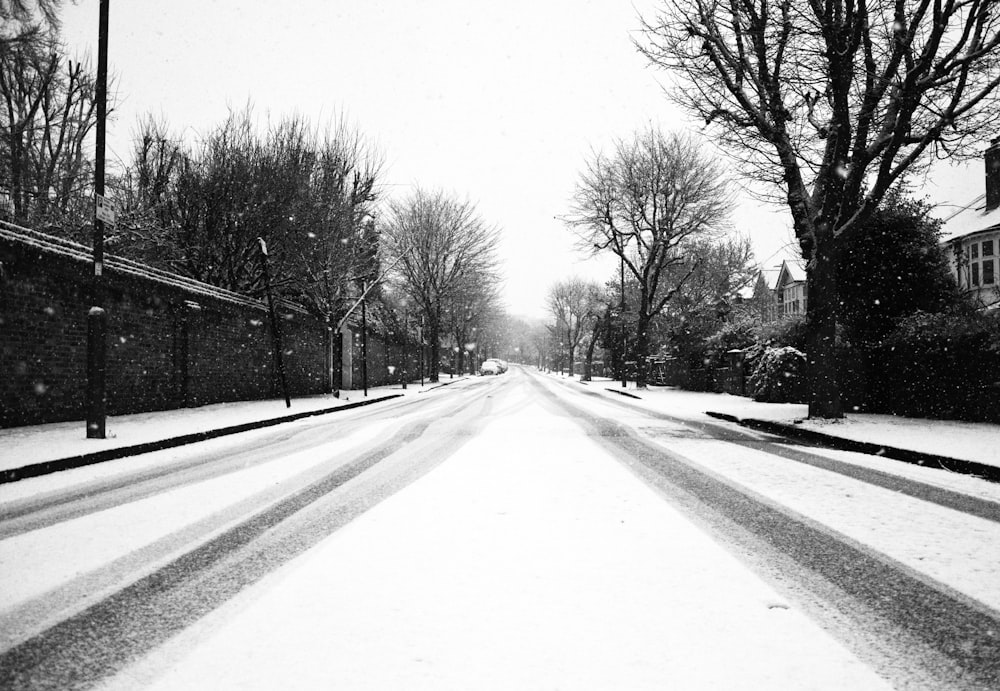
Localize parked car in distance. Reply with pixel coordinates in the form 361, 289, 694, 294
483, 358, 508, 374
480, 360, 501, 376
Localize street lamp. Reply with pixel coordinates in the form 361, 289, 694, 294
619, 252, 627, 389
258, 238, 290, 408
86, 0, 111, 439
361, 281, 368, 396
399, 298, 409, 389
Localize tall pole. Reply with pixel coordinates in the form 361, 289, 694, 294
258, 239, 290, 408
620, 253, 627, 389
86, 0, 110, 439
401, 310, 408, 389
361, 282, 368, 396
419, 318, 425, 387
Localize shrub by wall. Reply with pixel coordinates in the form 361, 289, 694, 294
747, 346, 808, 403
870, 310, 1000, 422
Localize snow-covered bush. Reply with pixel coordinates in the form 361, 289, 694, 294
748, 346, 807, 403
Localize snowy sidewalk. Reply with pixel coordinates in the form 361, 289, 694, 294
0, 377, 470, 481
555, 374, 1000, 472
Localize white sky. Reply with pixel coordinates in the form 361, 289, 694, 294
58, 0, 986, 320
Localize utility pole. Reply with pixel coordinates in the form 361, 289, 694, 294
401, 308, 408, 389
86, 0, 110, 439
361, 282, 368, 396
258, 238, 290, 408
620, 253, 627, 389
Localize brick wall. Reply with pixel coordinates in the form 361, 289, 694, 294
346, 326, 421, 390
1, 225, 332, 427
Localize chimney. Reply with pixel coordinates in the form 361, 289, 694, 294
987, 136, 1000, 211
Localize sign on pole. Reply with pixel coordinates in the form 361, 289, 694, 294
95, 194, 116, 225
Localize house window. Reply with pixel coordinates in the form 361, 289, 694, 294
972, 262, 980, 286
984, 260, 996, 285
971, 243, 979, 259
984, 240, 995, 257
782, 283, 805, 315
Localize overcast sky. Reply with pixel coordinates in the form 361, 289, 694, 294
59, 0, 984, 320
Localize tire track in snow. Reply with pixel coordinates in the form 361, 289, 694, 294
559, 378, 1000, 525
0, 392, 444, 538
530, 373, 1000, 690
0, 382, 500, 690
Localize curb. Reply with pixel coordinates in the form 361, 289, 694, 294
605, 387, 643, 400
420, 376, 468, 392
0, 394, 403, 485
704, 412, 1000, 483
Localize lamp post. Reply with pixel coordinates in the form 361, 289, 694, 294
86, 0, 110, 439
419, 317, 425, 387
258, 238, 290, 408
399, 298, 408, 389
465, 341, 476, 375
469, 327, 477, 375
361, 281, 368, 396
620, 253, 627, 389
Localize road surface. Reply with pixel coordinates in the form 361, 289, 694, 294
2, 366, 999, 689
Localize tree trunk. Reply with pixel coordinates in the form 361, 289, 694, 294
428, 321, 441, 383
583, 334, 598, 382
805, 235, 843, 418
634, 311, 651, 389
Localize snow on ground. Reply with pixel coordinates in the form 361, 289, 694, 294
0, 419, 396, 612
542, 375, 1000, 614
564, 374, 1000, 468
101, 391, 891, 691
0, 377, 466, 472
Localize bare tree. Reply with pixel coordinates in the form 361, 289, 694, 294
526, 319, 551, 369
566, 127, 732, 387
119, 108, 383, 322
638, 0, 1000, 417
580, 289, 610, 382
547, 276, 603, 378
0, 26, 100, 234
1, 1, 63, 43
381, 189, 501, 382
285, 117, 384, 329
443, 269, 502, 374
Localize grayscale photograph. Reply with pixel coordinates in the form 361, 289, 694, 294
1, 0, 999, 688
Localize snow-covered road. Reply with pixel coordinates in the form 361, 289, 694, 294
1, 367, 998, 689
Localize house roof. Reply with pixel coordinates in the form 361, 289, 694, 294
939, 194, 1000, 243
777, 259, 806, 285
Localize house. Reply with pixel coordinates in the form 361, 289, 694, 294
775, 259, 808, 317
746, 267, 780, 323
747, 260, 806, 324
940, 136, 1000, 309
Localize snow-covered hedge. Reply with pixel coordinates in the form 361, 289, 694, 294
748, 346, 807, 403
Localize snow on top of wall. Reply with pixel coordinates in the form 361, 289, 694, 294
0, 221, 267, 311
